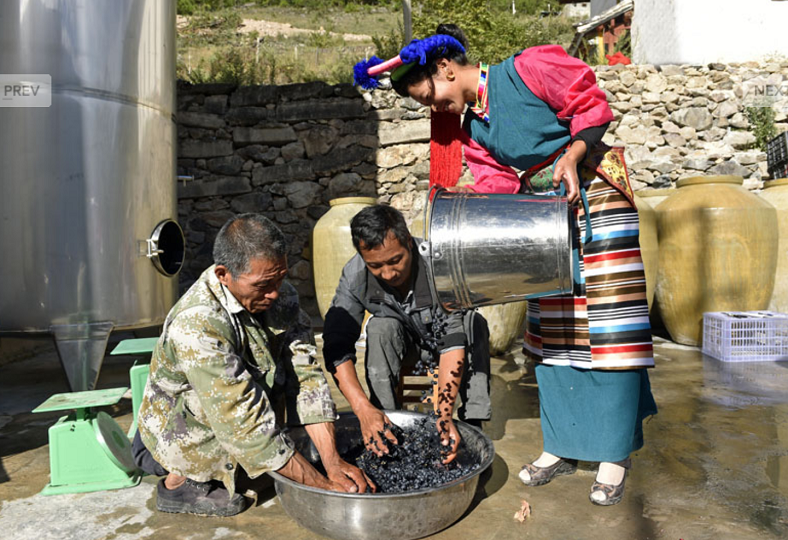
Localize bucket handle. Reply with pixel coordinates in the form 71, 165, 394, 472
423, 184, 444, 242
557, 176, 592, 245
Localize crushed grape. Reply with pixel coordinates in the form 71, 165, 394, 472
350, 415, 480, 493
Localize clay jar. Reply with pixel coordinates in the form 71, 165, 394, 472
409, 211, 426, 239
759, 178, 788, 314
634, 194, 658, 312
477, 302, 529, 356
655, 175, 778, 345
312, 197, 377, 319
636, 187, 676, 210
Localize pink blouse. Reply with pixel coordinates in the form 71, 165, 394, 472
462, 45, 614, 194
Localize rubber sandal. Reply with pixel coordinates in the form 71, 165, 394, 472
518, 458, 577, 487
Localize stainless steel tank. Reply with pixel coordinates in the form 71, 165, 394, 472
0, 0, 183, 390
420, 189, 573, 311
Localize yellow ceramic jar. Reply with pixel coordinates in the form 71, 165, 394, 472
655, 176, 778, 345
636, 187, 677, 211
409, 211, 425, 239
312, 197, 377, 319
634, 194, 658, 312
477, 302, 529, 356
759, 178, 788, 314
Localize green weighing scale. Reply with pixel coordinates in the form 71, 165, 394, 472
109, 337, 158, 437
32, 387, 141, 495
32, 337, 158, 495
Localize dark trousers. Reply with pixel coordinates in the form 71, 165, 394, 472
132, 430, 169, 477
364, 311, 491, 421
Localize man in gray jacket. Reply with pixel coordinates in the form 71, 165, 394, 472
322, 205, 490, 464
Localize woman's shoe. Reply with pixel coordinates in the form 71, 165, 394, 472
589, 472, 627, 506
518, 458, 577, 487
589, 459, 631, 506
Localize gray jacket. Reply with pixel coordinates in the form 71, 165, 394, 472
322, 241, 466, 372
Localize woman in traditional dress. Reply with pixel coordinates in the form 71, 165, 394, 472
354, 24, 657, 506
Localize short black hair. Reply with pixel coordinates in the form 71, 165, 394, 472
350, 205, 412, 252
392, 23, 470, 97
213, 213, 287, 277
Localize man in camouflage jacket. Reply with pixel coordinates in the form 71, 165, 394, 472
135, 214, 370, 517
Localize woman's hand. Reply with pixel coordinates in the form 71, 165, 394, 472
552, 139, 587, 205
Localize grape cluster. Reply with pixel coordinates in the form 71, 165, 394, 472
412, 354, 437, 377
351, 415, 480, 493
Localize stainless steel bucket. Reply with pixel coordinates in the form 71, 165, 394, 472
420, 189, 573, 311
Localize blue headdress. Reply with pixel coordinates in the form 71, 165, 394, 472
352, 35, 466, 90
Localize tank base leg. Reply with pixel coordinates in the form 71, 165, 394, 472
51, 322, 114, 391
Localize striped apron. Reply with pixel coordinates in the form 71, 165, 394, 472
523, 152, 655, 370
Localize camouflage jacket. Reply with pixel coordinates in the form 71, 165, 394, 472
138, 265, 337, 493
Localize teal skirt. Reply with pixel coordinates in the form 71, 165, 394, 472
535, 364, 657, 463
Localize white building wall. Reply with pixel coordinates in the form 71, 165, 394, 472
592, 0, 619, 17
633, 0, 788, 65
563, 2, 591, 19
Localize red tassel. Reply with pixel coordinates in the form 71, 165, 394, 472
429, 111, 463, 188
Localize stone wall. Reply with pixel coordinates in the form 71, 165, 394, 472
598, 61, 788, 189
175, 61, 787, 317
176, 80, 434, 316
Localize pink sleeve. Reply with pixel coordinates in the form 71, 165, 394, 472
461, 132, 521, 194
514, 45, 614, 137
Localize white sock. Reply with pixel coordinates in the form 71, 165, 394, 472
595, 461, 626, 485
533, 451, 561, 468
519, 452, 561, 482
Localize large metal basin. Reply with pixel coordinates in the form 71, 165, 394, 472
269, 411, 495, 540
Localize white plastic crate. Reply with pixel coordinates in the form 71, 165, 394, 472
702, 311, 788, 362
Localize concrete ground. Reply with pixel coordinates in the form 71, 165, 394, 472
1, 335, 787, 540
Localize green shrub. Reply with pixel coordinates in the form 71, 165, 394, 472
488, 0, 553, 14
372, 23, 406, 60
179, 0, 240, 13
185, 9, 242, 32
178, 41, 357, 86
204, 48, 264, 85
177, 0, 198, 16
745, 105, 778, 152
327, 51, 355, 84
307, 29, 343, 49
413, 0, 574, 64
413, 0, 494, 62
177, 55, 217, 84
181, 1, 397, 12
